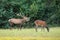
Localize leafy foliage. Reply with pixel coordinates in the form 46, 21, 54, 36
0, 0, 60, 28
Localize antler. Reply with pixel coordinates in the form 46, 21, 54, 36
17, 13, 24, 17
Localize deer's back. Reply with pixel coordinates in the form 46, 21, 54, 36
34, 20, 46, 26
9, 18, 24, 24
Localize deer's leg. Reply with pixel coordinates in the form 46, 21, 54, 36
45, 25, 49, 32
19, 24, 22, 30
35, 25, 38, 32
41, 25, 43, 31
41, 26, 43, 31
9, 22, 13, 30
41, 26, 44, 31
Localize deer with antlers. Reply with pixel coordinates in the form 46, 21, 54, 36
8, 13, 30, 29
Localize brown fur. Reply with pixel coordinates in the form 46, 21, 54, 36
34, 20, 49, 32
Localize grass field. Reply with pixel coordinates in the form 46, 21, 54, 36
0, 27, 60, 40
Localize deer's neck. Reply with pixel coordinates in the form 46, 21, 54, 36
21, 19, 26, 22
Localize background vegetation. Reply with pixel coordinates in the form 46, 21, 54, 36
0, 0, 60, 28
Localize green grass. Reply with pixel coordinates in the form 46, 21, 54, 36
0, 27, 60, 37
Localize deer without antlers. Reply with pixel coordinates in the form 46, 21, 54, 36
34, 20, 49, 32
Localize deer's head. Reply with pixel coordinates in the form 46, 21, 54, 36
17, 13, 30, 21
23, 16, 30, 21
